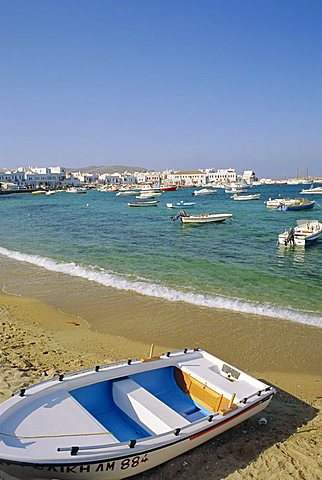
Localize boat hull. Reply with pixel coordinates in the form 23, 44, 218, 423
181, 214, 232, 224
284, 202, 314, 211
0, 397, 272, 480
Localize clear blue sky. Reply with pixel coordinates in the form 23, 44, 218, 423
1, 0, 321, 178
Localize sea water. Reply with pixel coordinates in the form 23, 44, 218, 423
0, 185, 321, 327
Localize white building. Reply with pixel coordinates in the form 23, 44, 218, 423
166, 170, 207, 186
135, 171, 161, 185
0, 166, 67, 188
210, 168, 237, 184
242, 170, 257, 184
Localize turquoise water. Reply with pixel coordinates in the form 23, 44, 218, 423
0, 185, 321, 327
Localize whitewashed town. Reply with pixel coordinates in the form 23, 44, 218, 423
0, 165, 320, 192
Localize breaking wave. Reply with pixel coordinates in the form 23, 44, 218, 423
0, 246, 321, 328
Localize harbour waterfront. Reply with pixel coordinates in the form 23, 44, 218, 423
1, 183, 322, 480
0, 184, 321, 329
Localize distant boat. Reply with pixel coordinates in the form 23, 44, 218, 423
66, 188, 87, 194
192, 188, 217, 196
116, 190, 139, 196
128, 201, 159, 207
265, 198, 301, 208
31, 190, 46, 195
159, 185, 177, 191
300, 186, 322, 194
231, 193, 261, 201
172, 210, 232, 224
277, 199, 315, 211
45, 191, 56, 196
0, 348, 274, 480
278, 219, 322, 246
166, 201, 196, 209
136, 192, 162, 199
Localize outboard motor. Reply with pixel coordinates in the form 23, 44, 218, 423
171, 210, 188, 221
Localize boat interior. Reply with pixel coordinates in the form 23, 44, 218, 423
70, 366, 234, 442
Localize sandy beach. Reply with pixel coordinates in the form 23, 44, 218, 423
1, 289, 321, 480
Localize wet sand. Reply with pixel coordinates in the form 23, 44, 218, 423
1, 288, 321, 480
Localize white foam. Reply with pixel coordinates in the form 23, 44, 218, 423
0, 246, 321, 328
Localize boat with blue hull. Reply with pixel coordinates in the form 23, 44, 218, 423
277, 200, 315, 211
166, 201, 196, 209
0, 348, 274, 480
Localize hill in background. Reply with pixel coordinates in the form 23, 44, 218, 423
67, 165, 148, 175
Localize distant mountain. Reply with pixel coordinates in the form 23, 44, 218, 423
67, 165, 148, 175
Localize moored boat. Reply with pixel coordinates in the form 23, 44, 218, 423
192, 188, 217, 196
172, 210, 232, 224
166, 201, 196, 209
231, 193, 261, 201
225, 187, 247, 194
0, 348, 275, 480
136, 192, 162, 199
300, 186, 322, 194
278, 219, 322, 246
159, 185, 177, 191
265, 198, 302, 208
277, 199, 315, 211
128, 201, 159, 207
116, 190, 139, 196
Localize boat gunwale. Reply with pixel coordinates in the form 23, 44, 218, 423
0, 394, 274, 466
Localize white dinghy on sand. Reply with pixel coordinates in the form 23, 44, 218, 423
0, 348, 275, 480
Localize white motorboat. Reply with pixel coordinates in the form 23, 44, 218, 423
66, 188, 87, 194
299, 186, 322, 194
116, 191, 139, 196
278, 219, 322, 246
231, 194, 261, 201
128, 201, 159, 207
0, 348, 275, 480
192, 188, 217, 196
172, 211, 232, 224
136, 192, 162, 199
225, 188, 247, 194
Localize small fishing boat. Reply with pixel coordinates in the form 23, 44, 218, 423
277, 199, 315, 211
116, 191, 139, 196
166, 201, 196, 209
300, 186, 322, 194
192, 188, 217, 196
159, 185, 177, 191
265, 198, 302, 208
231, 194, 261, 201
66, 188, 87, 194
136, 192, 162, 199
172, 210, 232, 224
128, 201, 159, 207
45, 191, 56, 196
225, 188, 247, 194
0, 348, 275, 480
278, 219, 322, 246
31, 190, 46, 195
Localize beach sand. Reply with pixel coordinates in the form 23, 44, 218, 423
0, 290, 321, 480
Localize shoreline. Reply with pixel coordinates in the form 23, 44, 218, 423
1, 290, 321, 479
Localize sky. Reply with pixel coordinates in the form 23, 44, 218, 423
1, 0, 321, 178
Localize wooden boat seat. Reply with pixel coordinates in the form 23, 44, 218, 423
112, 378, 190, 435
180, 358, 258, 402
